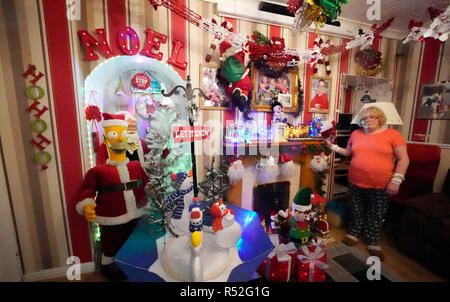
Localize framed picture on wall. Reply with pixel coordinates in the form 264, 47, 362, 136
251, 64, 299, 112
199, 64, 230, 110
308, 75, 331, 114
417, 82, 450, 120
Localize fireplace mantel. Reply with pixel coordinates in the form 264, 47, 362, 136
224, 140, 325, 209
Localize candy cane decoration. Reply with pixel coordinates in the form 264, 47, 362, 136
312, 38, 331, 75
205, 20, 234, 62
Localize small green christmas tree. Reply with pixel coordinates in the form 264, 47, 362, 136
199, 157, 230, 205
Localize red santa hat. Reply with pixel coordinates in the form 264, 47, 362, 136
100, 112, 128, 128
311, 192, 327, 204
219, 41, 233, 57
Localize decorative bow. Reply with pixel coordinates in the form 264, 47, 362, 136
298, 245, 329, 282
309, 238, 326, 249
268, 242, 298, 262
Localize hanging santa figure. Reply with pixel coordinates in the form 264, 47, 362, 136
75, 113, 149, 281
218, 34, 253, 120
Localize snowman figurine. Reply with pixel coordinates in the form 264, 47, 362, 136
210, 198, 242, 248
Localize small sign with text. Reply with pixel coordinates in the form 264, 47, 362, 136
173, 126, 211, 143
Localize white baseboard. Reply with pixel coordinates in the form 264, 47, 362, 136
22, 262, 96, 282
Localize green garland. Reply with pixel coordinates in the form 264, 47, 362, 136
304, 143, 330, 156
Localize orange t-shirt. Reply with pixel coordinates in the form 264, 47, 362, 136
348, 128, 406, 189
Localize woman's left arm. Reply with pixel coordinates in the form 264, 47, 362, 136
386, 145, 410, 196
393, 146, 410, 175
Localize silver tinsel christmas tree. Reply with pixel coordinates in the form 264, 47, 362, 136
142, 105, 191, 237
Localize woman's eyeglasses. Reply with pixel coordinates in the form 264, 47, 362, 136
361, 115, 378, 122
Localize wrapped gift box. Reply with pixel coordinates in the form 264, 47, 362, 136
257, 234, 298, 282
297, 239, 329, 282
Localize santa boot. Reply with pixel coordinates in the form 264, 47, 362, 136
100, 254, 127, 281
231, 90, 242, 108
242, 98, 253, 120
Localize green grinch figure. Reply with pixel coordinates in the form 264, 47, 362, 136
277, 187, 313, 247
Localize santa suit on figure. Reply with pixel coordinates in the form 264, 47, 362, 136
76, 113, 149, 281
219, 41, 253, 119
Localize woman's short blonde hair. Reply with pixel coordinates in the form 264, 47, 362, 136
360, 106, 387, 126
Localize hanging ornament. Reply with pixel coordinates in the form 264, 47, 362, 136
205, 19, 234, 63
287, 0, 304, 15
423, 5, 449, 42
355, 49, 384, 76
227, 157, 245, 185
403, 20, 425, 44
320, 0, 351, 21
310, 38, 331, 75
346, 17, 395, 50
84, 91, 101, 153
279, 153, 295, 177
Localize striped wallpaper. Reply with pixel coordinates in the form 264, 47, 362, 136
0, 0, 447, 274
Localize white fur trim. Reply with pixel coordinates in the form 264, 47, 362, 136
116, 164, 138, 220
100, 119, 128, 128
292, 203, 312, 212
76, 198, 95, 215
101, 254, 113, 265
240, 68, 249, 81
137, 142, 145, 168
106, 158, 129, 166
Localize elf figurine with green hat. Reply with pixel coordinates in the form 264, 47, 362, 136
278, 187, 313, 247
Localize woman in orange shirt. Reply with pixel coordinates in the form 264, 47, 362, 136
327, 106, 409, 260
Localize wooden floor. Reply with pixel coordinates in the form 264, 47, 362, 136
39, 227, 444, 282
328, 227, 445, 282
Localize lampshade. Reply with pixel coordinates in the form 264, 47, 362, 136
351, 101, 403, 126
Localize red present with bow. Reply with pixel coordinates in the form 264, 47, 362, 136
257, 234, 298, 282
297, 239, 329, 282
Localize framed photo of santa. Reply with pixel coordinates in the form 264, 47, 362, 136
199, 63, 231, 110
309, 76, 331, 114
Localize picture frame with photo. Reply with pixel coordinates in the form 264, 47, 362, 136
417, 82, 450, 120
251, 64, 299, 112
199, 63, 230, 110
308, 75, 332, 114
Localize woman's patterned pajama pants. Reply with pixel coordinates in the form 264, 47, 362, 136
348, 183, 390, 246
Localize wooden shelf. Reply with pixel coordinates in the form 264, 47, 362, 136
223, 139, 324, 149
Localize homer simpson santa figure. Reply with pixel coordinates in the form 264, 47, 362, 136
96, 111, 149, 167
76, 113, 149, 281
